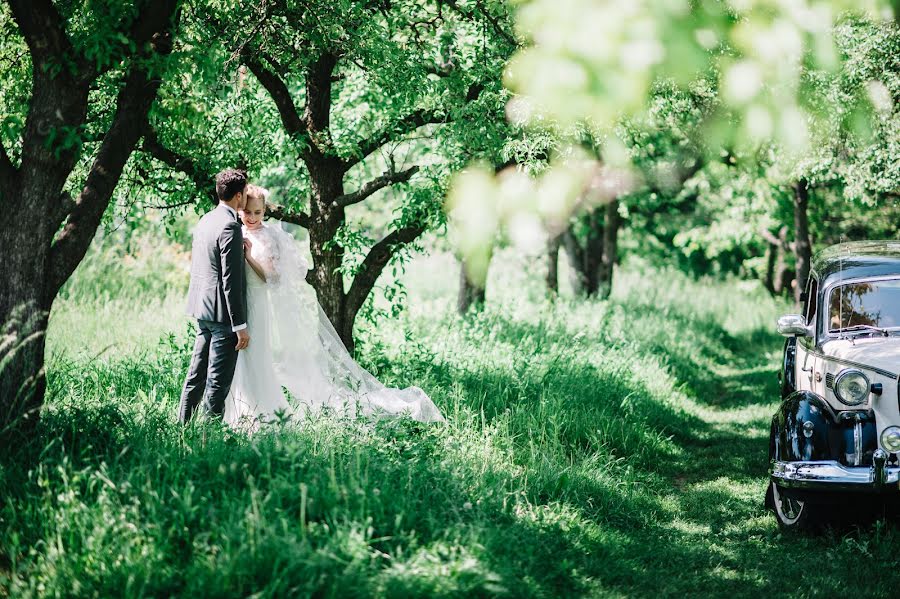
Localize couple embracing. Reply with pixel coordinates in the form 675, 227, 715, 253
178, 169, 443, 429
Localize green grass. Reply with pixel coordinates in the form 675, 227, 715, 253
6, 246, 900, 597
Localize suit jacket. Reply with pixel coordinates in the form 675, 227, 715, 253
185, 203, 247, 329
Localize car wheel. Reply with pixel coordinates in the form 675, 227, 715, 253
767, 481, 826, 532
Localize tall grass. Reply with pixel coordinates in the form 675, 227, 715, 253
5, 245, 900, 597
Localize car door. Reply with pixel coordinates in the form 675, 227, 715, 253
795, 276, 820, 394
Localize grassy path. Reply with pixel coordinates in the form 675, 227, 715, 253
7, 258, 900, 597
596, 326, 900, 598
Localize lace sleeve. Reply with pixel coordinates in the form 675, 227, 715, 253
261, 227, 282, 285
242, 227, 279, 285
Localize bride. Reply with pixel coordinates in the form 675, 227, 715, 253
224, 185, 444, 427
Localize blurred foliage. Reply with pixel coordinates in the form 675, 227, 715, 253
451, 1, 900, 284
645, 15, 900, 280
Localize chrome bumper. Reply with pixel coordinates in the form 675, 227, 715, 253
771, 453, 900, 492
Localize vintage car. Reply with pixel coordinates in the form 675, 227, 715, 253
767, 241, 900, 530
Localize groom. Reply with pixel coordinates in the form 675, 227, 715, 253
178, 168, 251, 423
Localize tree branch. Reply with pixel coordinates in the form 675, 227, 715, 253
141, 126, 216, 203
302, 52, 338, 157
144, 122, 312, 228
7, 0, 79, 69
759, 227, 780, 247
244, 54, 310, 157
266, 202, 310, 228
349, 109, 447, 168
346, 82, 485, 168
45, 1, 179, 301
344, 223, 426, 321
335, 166, 419, 208
443, 0, 517, 48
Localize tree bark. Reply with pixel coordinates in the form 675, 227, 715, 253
763, 240, 777, 295
761, 225, 794, 297
793, 179, 812, 304
0, 249, 50, 439
0, 0, 179, 440
1, 1, 89, 437
545, 233, 561, 296
597, 199, 620, 299
562, 202, 620, 298
458, 260, 486, 314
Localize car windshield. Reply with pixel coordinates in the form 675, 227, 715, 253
829, 278, 900, 334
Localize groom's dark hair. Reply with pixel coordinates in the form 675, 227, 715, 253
215, 168, 248, 203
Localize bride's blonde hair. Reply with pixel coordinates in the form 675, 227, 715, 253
245, 184, 270, 211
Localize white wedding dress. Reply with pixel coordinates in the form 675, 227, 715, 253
224, 223, 444, 428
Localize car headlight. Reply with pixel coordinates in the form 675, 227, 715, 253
834, 369, 870, 406
882, 427, 900, 452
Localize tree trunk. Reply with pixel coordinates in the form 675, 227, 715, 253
545, 233, 561, 296
307, 159, 350, 347
0, 60, 88, 439
793, 179, 812, 304
583, 210, 602, 296
458, 260, 486, 314
774, 227, 793, 296
562, 230, 587, 296
562, 205, 616, 298
0, 237, 51, 441
0, 0, 178, 440
597, 199, 620, 300
761, 225, 793, 297
763, 239, 776, 295
297, 53, 432, 354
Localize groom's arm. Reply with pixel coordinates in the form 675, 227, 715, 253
219, 221, 247, 332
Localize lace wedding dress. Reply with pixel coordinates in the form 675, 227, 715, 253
224, 223, 444, 427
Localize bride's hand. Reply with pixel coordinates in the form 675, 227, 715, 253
243, 238, 253, 256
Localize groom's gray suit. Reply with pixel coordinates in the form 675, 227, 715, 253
178, 203, 247, 422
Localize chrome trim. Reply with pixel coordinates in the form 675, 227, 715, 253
777, 314, 812, 337
853, 420, 862, 465
805, 350, 898, 380
771, 460, 900, 491
874, 450, 888, 487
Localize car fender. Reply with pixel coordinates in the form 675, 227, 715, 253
769, 391, 877, 465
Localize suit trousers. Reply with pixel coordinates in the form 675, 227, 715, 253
178, 320, 238, 422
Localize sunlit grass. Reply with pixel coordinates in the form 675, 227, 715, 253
6, 243, 900, 597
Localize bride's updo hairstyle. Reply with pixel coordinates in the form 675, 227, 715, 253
244, 184, 270, 213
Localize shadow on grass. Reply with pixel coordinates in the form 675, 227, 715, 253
8, 294, 900, 597
389, 302, 900, 596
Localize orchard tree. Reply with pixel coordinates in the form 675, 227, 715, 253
0, 0, 180, 439
137, 0, 517, 350
450, 0, 897, 279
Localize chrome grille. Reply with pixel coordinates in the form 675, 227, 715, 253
826, 372, 835, 389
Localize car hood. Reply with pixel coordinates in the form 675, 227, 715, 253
820, 336, 900, 377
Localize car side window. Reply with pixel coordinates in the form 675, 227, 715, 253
804, 277, 818, 329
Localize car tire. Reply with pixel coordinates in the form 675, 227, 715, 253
767, 481, 828, 532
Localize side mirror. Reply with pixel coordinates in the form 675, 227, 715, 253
777, 314, 812, 337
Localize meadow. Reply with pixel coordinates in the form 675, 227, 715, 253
4, 231, 900, 598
